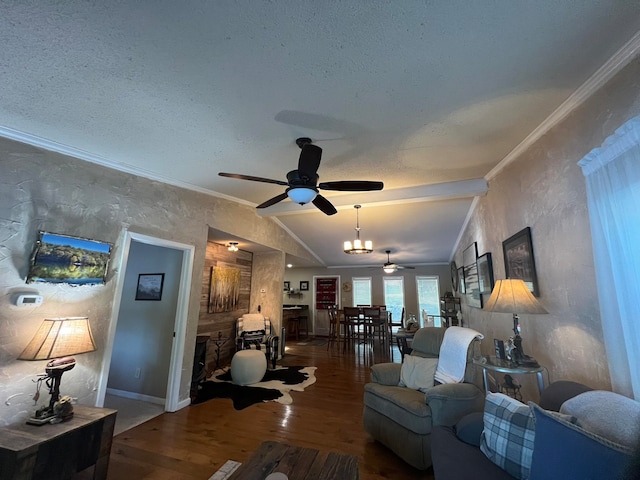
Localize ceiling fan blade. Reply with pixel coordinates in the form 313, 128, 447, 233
219, 172, 288, 186
256, 192, 288, 209
318, 180, 384, 191
298, 144, 322, 178
312, 194, 337, 216
396, 265, 415, 270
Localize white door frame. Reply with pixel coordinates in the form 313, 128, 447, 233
96, 230, 195, 412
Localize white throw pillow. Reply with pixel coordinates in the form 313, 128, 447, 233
398, 355, 438, 392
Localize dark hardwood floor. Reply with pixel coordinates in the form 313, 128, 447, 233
107, 338, 435, 479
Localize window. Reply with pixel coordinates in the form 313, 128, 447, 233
416, 276, 440, 326
352, 277, 372, 306
578, 115, 640, 399
383, 276, 404, 325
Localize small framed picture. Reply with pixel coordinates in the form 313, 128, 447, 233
300, 281, 309, 291
494, 339, 506, 360
284, 281, 290, 291
136, 273, 165, 301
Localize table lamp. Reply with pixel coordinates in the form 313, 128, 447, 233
18, 317, 96, 425
483, 279, 547, 367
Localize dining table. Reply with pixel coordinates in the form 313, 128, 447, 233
337, 307, 390, 353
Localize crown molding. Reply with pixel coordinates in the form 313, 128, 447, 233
486, 29, 640, 181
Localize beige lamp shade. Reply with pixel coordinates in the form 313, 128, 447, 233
18, 317, 97, 360
483, 279, 548, 315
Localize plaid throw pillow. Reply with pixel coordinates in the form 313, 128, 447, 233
480, 392, 535, 480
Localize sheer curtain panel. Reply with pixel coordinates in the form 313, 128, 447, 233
578, 115, 640, 399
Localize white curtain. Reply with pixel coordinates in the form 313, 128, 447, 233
578, 115, 640, 399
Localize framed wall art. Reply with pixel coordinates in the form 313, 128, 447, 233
136, 273, 165, 301
284, 281, 290, 291
208, 266, 241, 312
463, 242, 482, 308
300, 281, 309, 291
477, 252, 494, 294
457, 267, 466, 294
26, 231, 112, 285
502, 227, 540, 296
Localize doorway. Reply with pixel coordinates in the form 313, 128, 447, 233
96, 231, 195, 431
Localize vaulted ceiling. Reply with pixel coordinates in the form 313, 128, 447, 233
2, 1, 639, 268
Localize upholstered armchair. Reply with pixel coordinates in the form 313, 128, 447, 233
235, 313, 279, 369
363, 326, 485, 470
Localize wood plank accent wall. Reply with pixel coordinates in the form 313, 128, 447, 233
197, 242, 253, 373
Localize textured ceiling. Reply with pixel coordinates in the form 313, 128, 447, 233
2, 1, 639, 268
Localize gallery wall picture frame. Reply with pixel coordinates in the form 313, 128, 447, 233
502, 226, 540, 296
300, 281, 309, 291
462, 242, 478, 267
135, 273, 165, 301
284, 281, 290, 291
477, 252, 495, 294
450, 261, 458, 292
457, 267, 466, 294
463, 242, 481, 308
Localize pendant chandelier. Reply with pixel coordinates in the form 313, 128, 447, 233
344, 205, 373, 254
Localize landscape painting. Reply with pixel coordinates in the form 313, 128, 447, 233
26, 232, 111, 285
208, 265, 241, 313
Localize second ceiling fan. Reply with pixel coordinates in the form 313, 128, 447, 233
381, 250, 415, 273
218, 138, 384, 216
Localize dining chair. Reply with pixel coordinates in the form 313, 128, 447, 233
387, 307, 405, 360
363, 306, 386, 348
343, 306, 362, 351
327, 305, 340, 351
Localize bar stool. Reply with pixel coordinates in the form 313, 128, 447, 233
297, 315, 308, 338
288, 317, 300, 341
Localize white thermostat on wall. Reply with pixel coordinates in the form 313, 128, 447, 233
15, 294, 43, 307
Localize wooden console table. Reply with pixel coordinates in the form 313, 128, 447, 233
228, 440, 359, 479
0, 405, 117, 480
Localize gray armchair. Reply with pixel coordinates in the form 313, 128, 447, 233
363, 327, 484, 470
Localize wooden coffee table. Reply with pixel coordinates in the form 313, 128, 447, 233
228, 440, 359, 479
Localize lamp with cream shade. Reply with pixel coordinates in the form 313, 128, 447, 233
19, 316, 97, 425
483, 279, 548, 367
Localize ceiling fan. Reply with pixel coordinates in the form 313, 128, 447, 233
382, 250, 415, 273
218, 138, 384, 216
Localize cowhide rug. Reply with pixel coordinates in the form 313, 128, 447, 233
191, 366, 317, 410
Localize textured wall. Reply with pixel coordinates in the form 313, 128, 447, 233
0, 140, 313, 425
455, 57, 640, 392
251, 250, 286, 334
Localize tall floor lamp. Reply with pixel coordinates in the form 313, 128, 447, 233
483, 279, 548, 367
18, 317, 96, 425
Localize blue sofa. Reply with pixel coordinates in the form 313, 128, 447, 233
431, 381, 640, 479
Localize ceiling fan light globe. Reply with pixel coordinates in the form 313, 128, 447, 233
383, 266, 396, 273
287, 187, 317, 204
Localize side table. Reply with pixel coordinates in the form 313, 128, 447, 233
0, 405, 116, 480
395, 329, 416, 361
473, 355, 547, 398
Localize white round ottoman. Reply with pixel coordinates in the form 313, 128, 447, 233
231, 350, 267, 386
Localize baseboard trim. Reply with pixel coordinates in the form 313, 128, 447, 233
106, 388, 165, 406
